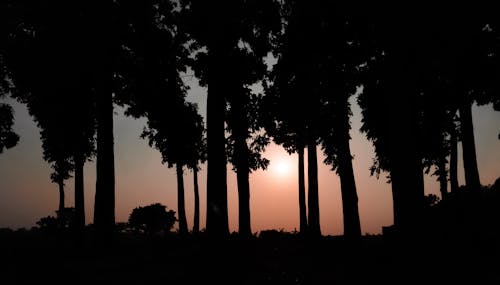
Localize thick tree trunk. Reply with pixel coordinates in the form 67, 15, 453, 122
337, 133, 361, 239
176, 164, 188, 235
297, 147, 307, 233
94, 90, 115, 234
205, 28, 229, 238
58, 179, 65, 214
390, 147, 425, 233
192, 167, 200, 233
74, 154, 85, 230
449, 129, 459, 193
459, 102, 481, 191
307, 138, 321, 236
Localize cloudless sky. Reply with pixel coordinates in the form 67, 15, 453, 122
0, 73, 499, 235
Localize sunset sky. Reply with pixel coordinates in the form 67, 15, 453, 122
0, 73, 499, 236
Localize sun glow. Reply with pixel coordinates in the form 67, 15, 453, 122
275, 161, 289, 175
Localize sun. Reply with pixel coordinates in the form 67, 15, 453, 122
274, 161, 290, 175
276, 161, 289, 175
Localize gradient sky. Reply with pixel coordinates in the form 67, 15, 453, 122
0, 74, 499, 235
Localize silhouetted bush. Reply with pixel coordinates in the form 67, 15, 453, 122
35, 207, 76, 232
36, 215, 59, 232
128, 203, 177, 235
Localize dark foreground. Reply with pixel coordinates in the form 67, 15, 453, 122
0, 229, 499, 285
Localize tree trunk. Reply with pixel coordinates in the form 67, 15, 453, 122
437, 152, 448, 200
235, 135, 251, 238
459, 101, 481, 191
74, 153, 85, 230
58, 179, 65, 214
192, 167, 200, 233
307, 138, 321, 236
205, 27, 229, 238
176, 164, 188, 235
449, 128, 459, 193
337, 132, 361, 239
390, 146, 425, 233
94, 89, 115, 234
297, 146, 307, 234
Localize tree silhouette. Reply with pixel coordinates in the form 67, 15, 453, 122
315, 6, 366, 239
0, 1, 21, 154
115, 0, 195, 236
3, 1, 96, 231
222, 2, 279, 237
265, 0, 330, 236
142, 101, 205, 236
358, 13, 428, 232
128, 203, 177, 235
181, 0, 280, 238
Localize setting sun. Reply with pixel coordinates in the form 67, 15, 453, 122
276, 162, 289, 175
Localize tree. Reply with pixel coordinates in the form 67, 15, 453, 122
316, 6, 366, 239
115, 0, 195, 236
128, 203, 177, 235
358, 12, 428, 232
264, 0, 326, 236
181, 0, 280, 238
142, 101, 205, 236
2, 1, 97, 233
0, 1, 21, 154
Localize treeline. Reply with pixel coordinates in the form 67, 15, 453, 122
0, 1, 498, 240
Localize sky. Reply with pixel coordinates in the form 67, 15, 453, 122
0, 76, 499, 236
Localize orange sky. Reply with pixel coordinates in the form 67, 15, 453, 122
1, 87, 498, 235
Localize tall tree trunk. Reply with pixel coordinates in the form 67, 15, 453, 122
176, 164, 188, 235
206, 31, 229, 238
94, 90, 115, 234
297, 146, 307, 234
390, 145, 425, 233
235, 135, 251, 238
230, 90, 252, 238
58, 179, 65, 214
437, 152, 448, 200
307, 137, 321, 236
74, 153, 85, 230
449, 128, 459, 193
337, 131, 361, 239
459, 101, 481, 191
192, 167, 200, 233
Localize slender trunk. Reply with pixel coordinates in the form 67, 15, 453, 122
74, 154, 85, 230
206, 29, 229, 238
337, 133, 361, 239
235, 135, 251, 237
307, 137, 321, 236
58, 179, 65, 214
297, 146, 307, 233
94, 89, 115, 233
437, 152, 448, 200
449, 129, 459, 193
176, 164, 188, 235
192, 167, 200, 233
459, 102, 481, 191
230, 90, 252, 238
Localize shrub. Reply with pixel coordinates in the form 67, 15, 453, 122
128, 203, 177, 235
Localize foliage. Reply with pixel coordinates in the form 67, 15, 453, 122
128, 203, 177, 235
35, 207, 76, 232
0, 103, 19, 153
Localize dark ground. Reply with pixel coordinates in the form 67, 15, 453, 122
0, 229, 499, 285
